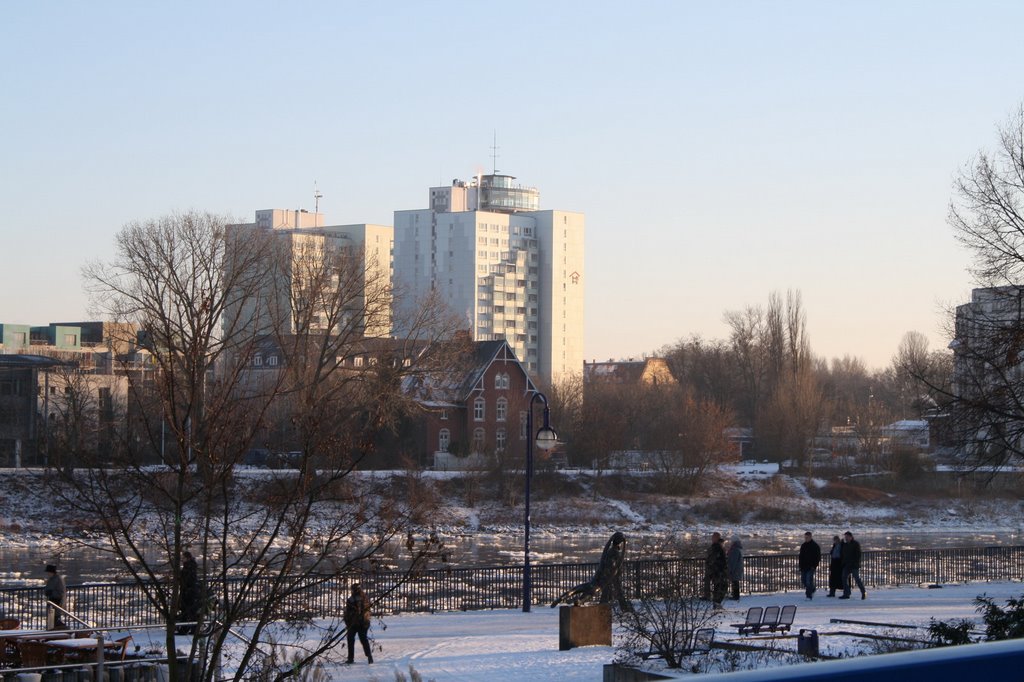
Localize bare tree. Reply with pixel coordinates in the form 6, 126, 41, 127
890, 331, 951, 418
62, 211, 460, 681
944, 104, 1024, 472
950, 104, 1024, 286
756, 367, 829, 471
724, 306, 766, 425
653, 389, 734, 493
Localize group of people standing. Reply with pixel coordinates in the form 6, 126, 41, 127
702, 532, 743, 608
803, 531, 866, 600
704, 530, 867, 606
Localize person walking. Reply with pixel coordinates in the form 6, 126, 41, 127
343, 584, 373, 664
43, 564, 67, 629
177, 551, 201, 635
798, 532, 821, 600
839, 531, 866, 600
726, 536, 744, 601
703, 532, 729, 609
827, 535, 843, 597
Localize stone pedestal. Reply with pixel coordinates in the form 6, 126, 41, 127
559, 604, 612, 650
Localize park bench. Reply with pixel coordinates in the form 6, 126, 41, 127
731, 605, 797, 635
642, 627, 716, 660
767, 604, 797, 634
731, 606, 763, 635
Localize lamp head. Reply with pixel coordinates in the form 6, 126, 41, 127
535, 426, 558, 451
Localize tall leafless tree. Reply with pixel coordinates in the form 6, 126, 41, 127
62, 211, 462, 681
943, 104, 1024, 472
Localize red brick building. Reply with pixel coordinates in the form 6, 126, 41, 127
410, 340, 538, 469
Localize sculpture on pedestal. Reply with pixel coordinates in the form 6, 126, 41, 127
551, 531, 631, 611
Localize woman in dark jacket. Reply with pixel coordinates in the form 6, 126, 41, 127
827, 535, 843, 597
726, 536, 744, 600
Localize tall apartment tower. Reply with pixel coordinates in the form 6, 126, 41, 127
229, 209, 394, 338
393, 174, 584, 386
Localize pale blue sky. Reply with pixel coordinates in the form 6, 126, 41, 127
2, 1, 1022, 369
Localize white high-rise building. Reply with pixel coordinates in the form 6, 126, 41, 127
393, 174, 584, 386
229, 209, 394, 338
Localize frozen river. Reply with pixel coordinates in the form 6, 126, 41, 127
2, 528, 1020, 588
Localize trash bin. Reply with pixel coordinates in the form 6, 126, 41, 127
797, 628, 819, 657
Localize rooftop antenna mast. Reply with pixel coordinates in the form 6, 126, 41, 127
490, 130, 500, 174
313, 182, 323, 226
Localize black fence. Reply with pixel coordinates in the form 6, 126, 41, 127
2, 546, 1022, 630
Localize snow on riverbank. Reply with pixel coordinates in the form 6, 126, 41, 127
317, 581, 1024, 681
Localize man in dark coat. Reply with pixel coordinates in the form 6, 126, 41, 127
343, 584, 373, 664
839, 531, 866, 600
798, 532, 822, 600
43, 564, 66, 629
703, 532, 728, 609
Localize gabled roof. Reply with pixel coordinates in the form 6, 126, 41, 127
455, 340, 533, 399
405, 340, 536, 405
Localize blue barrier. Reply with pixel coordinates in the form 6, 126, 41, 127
696, 638, 1024, 681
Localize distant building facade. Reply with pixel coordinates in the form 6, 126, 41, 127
881, 419, 931, 452
0, 321, 134, 467
393, 174, 584, 387
583, 357, 677, 386
227, 209, 394, 339
951, 285, 1024, 458
404, 340, 538, 470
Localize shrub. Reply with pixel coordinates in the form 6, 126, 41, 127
615, 569, 721, 669
928, 591, 1024, 647
976, 593, 1024, 640
928, 619, 974, 646
688, 499, 743, 523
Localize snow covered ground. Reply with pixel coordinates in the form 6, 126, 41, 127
317, 581, 1024, 681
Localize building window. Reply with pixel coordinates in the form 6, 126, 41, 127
439, 428, 450, 453
496, 428, 506, 452
253, 355, 263, 366
474, 397, 485, 421
473, 428, 485, 452
354, 356, 364, 367
268, 356, 278, 366
497, 398, 508, 422
440, 409, 448, 421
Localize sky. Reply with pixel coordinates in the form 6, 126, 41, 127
3, 2, 1024, 370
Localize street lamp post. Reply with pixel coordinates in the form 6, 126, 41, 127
523, 391, 558, 612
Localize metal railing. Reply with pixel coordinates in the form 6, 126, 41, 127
1, 546, 1021, 629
